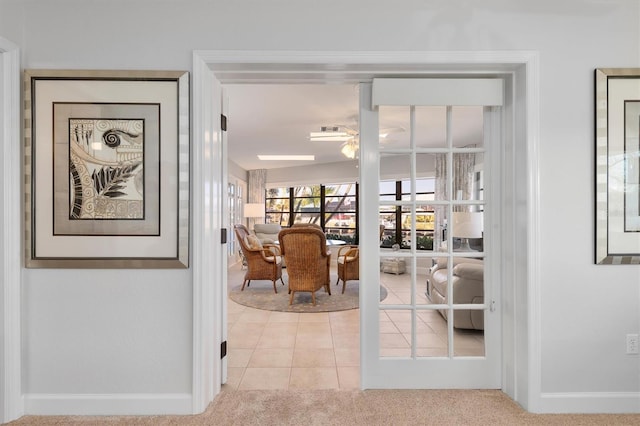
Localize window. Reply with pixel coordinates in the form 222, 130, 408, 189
264, 180, 437, 249
380, 178, 435, 250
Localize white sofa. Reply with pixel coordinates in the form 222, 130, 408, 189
426, 257, 484, 330
253, 223, 282, 244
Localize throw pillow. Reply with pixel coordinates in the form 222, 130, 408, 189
245, 234, 263, 250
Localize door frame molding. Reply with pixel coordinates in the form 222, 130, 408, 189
1, 36, 23, 424
191, 50, 540, 412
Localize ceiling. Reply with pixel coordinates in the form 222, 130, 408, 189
226, 83, 485, 172
226, 83, 360, 171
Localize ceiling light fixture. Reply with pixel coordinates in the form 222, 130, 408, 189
257, 155, 315, 161
340, 140, 358, 159
309, 126, 357, 142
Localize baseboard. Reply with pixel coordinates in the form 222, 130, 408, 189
538, 392, 640, 414
24, 393, 193, 416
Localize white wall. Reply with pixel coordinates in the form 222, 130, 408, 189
1, 0, 639, 415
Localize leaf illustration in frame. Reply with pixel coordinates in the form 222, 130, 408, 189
91, 163, 141, 199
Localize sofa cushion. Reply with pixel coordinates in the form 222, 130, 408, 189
254, 223, 282, 244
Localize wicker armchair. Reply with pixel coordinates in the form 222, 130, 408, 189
336, 245, 359, 294
278, 227, 331, 305
234, 224, 285, 293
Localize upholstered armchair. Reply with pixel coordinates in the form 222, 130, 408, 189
234, 224, 285, 293
278, 227, 331, 305
336, 245, 359, 294
427, 257, 484, 330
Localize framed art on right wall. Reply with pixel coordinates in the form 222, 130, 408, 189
595, 68, 640, 264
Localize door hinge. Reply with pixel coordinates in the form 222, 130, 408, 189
221, 228, 227, 244
490, 300, 496, 312
221, 114, 228, 131
221, 341, 227, 359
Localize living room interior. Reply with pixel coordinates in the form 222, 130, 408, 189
3, 2, 639, 421
225, 82, 487, 390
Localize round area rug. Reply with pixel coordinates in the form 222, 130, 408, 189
229, 280, 387, 313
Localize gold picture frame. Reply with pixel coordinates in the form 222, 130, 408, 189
25, 70, 189, 268
595, 68, 640, 264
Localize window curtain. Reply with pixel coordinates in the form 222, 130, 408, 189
247, 169, 266, 229
433, 153, 476, 250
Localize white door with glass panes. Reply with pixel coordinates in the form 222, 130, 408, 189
359, 79, 503, 388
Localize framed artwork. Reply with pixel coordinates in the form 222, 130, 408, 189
25, 70, 189, 268
595, 68, 640, 264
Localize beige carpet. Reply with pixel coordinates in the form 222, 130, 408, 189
8, 389, 640, 425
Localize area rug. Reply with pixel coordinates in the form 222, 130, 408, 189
229, 279, 387, 313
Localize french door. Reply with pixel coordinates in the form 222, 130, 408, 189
359, 79, 503, 388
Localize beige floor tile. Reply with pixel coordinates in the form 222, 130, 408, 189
267, 311, 300, 323
236, 309, 272, 323
329, 309, 359, 322
334, 347, 360, 367
337, 366, 360, 389
289, 367, 339, 389
298, 312, 330, 322
263, 322, 299, 334
415, 333, 448, 349
332, 332, 360, 349
292, 348, 336, 367
248, 348, 294, 368
380, 333, 410, 348
227, 348, 254, 368
295, 332, 334, 349
223, 367, 245, 390
228, 328, 263, 349
238, 367, 290, 390
379, 321, 399, 333
256, 328, 297, 348
297, 321, 331, 334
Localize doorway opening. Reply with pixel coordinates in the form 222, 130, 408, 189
191, 50, 538, 413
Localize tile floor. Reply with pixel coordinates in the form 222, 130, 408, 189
225, 262, 484, 391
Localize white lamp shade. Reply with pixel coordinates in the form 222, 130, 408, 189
452, 212, 483, 239
244, 203, 265, 218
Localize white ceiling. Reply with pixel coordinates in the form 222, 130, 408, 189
226, 83, 485, 172
226, 83, 360, 171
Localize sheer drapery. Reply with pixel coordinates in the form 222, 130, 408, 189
433, 153, 476, 250
247, 169, 267, 228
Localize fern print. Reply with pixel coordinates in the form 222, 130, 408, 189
91, 163, 141, 199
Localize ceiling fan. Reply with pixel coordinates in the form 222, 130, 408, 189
309, 125, 403, 159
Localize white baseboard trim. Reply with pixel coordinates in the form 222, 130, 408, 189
24, 393, 193, 416
538, 392, 640, 414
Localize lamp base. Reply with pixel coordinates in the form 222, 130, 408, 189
458, 238, 475, 252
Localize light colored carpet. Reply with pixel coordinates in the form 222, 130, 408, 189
228, 280, 387, 313
8, 389, 640, 425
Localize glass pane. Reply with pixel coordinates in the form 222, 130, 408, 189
379, 309, 412, 358
325, 183, 356, 196
325, 196, 356, 212
293, 185, 320, 197
453, 318, 485, 357
266, 212, 289, 226
266, 198, 289, 212
267, 187, 289, 198
379, 106, 410, 150
380, 153, 411, 183
292, 213, 320, 225
452, 106, 483, 148
380, 258, 413, 304
450, 211, 484, 252
416, 309, 449, 357
415, 106, 447, 149
292, 197, 320, 212
452, 152, 483, 201
379, 180, 397, 195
